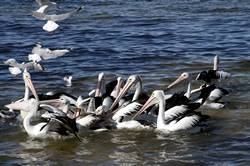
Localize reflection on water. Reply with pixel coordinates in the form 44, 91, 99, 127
0, 0, 250, 165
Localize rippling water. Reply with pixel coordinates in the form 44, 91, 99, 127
0, 0, 250, 165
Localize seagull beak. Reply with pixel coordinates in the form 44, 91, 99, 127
166, 75, 188, 90
110, 79, 134, 111
25, 76, 39, 101
132, 95, 156, 119
5, 101, 30, 112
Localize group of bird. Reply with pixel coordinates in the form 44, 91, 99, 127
1, 1, 232, 141
2, 54, 231, 141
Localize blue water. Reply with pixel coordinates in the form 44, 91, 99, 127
0, 0, 250, 165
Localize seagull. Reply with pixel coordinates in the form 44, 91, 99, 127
64, 76, 72, 87
4, 58, 44, 76
28, 43, 70, 62
32, 6, 84, 32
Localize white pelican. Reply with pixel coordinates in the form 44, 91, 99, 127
5, 99, 80, 141
167, 72, 227, 110
135, 90, 208, 132
196, 55, 231, 83
110, 75, 149, 122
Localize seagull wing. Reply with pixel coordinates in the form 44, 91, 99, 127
36, 0, 56, 6
32, 11, 47, 20
9, 67, 22, 76
45, 6, 83, 22
28, 54, 42, 62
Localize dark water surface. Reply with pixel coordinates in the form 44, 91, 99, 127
0, 0, 250, 165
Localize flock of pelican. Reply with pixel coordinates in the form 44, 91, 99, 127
1, 1, 232, 141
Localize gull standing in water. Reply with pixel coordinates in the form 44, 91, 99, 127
32, 6, 84, 32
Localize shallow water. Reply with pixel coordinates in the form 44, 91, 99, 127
0, 0, 250, 165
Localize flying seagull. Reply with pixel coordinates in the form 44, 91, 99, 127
32, 6, 84, 32
28, 43, 70, 61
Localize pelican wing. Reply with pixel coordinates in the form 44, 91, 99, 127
112, 102, 142, 121
167, 114, 201, 131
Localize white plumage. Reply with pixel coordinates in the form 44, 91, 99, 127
161, 114, 200, 131
116, 120, 150, 130
76, 114, 98, 128
112, 102, 142, 121
164, 105, 189, 120
9, 67, 22, 76
63, 76, 72, 87
208, 88, 226, 101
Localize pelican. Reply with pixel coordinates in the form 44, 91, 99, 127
134, 90, 208, 132
196, 55, 231, 83
75, 73, 124, 129
7, 69, 40, 120
166, 72, 227, 110
32, 6, 83, 32
5, 99, 80, 141
195, 56, 230, 109
133, 72, 203, 121
110, 75, 149, 122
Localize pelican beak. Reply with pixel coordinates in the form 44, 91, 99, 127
95, 73, 104, 97
110, 78, 134, 111
116, 77, 123, 96
24, 76, 39, 101
166, 74, 188, 90
132, 95, 156, 119
5, 101, 30, 112
39, 99, 62, 107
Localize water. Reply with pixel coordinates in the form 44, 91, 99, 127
0, 0, 250, 165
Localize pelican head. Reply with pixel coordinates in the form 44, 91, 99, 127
132, 90, 164, 119
5, 98, 38, 112
166, 72, 190, 90
23, 69, 39, 101
109, 75, 141, 111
